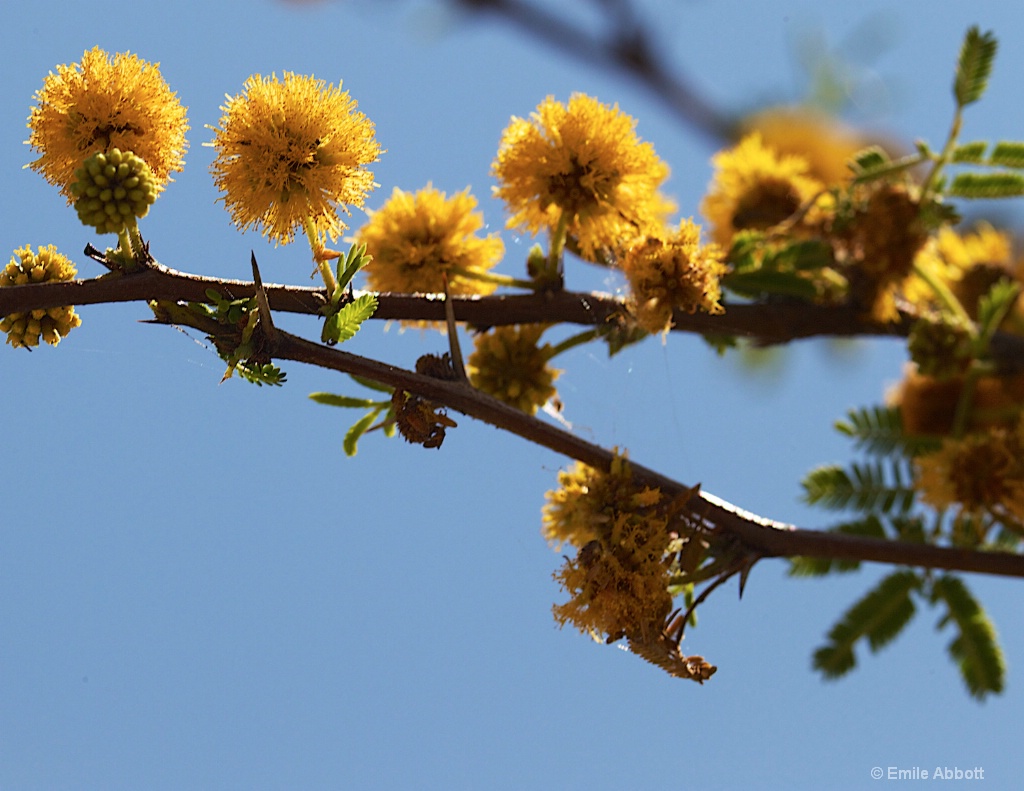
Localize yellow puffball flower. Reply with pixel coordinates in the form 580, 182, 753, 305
621, 219, 727, 334
208, 72, 381, 245
701, 132, 825, 249
915, 421, 1024, 521
741, 106, 872, 186
467, 325, 560, 415
0, 245, 82, 349
27, 47, 189, 198
492, 93, 675, 261
905, 224, 1015, 315
357, 185, 503, 295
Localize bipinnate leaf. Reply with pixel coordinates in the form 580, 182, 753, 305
813, 570, 921, 679
948, 172, 1024, 198
931, 575, 1005, 699
802, 460, 916, 513
322, 293, 379, 345
951, 141, 988, 163
954, 27, 998, 107
989, 141, 1024, 168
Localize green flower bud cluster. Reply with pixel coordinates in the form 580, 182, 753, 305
0, 245, 82, 348
70, 148, 158, 234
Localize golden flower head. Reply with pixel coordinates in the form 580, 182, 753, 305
740, 106, 872, 186
27, 47, 188, 198
0, 245, 82, 348
467, 324, 560, 415
357, 185, 503, 295
905, 224, 1015, 315
621, 218, 726, 334
915, 422, 1024, 519
208, 72, 381, 245
701, 132, 825, 249
492, 93, 675, 261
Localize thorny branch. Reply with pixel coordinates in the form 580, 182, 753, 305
9, 254, 1013, 578
6, 259, 1024, 366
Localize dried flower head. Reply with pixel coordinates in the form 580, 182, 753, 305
27, 47, 188, 197
544, 454, 672, 643
492, 93, 675, 261
467, 325, 560, 415
1, 245, 82, 348
701, 132, 825, 249
357, 185, 503, 295
621, 219, 727, 334
208, 72, 381, 244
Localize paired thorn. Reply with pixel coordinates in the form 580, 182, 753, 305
251, 251, 278, 347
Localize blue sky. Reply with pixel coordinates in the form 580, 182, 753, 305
3, 1, 1024, 789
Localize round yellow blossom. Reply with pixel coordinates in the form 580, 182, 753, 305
27, 47, 188, 198
0, 245, 82, 348
467, 325, 560, 415
492, 93, 675, 261
915, 422, 1024, 519
904, 224, 1015, 315
741, 106, 872, 186
543, 454, 673, 642
701, 132, 825, 249
208, 72, 381, 245
357, 185, 503, 295
621, 218, 726, 334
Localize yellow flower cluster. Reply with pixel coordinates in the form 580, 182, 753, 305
467, 325, 560, 415
492, 93, 675, 261
544, 454, 673, 642
357, 186, 503, 295
741, 106, 871, 186
701, 132, 825, 249
27, 47, 188, 198
621, 219, 727, 334
209, 72, 381, 245
906, 224, 1016, 317
1, 246, 82, 348
916, 418, 1024, 520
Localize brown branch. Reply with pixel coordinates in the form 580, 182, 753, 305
266, 326, 1024, 579
7, 260, 1024, 367
450, 0, 737, 143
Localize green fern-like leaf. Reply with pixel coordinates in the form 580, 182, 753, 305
834, 406, 940, 457
948, 171, 1024, 198
802, 460, 916, 513
930, 575, 1005, 699
989, 141, 1024, 168
812, 570, 921, 679
309, 392, 387, 409
322, 293, 379, 345
788, 514, 886, 577
343, 409, 384, 457
954, 27, 998, 107
951, 141, 988, 163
